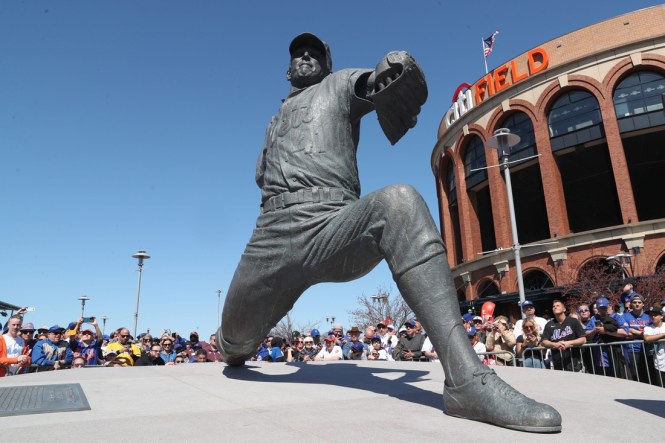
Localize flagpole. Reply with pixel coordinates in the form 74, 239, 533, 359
482, 37, 488, 74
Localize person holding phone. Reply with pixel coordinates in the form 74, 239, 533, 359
516, 319, 544, 369
69, 317, 103, 366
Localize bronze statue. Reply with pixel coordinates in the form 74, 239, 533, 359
217, 33, 562, 432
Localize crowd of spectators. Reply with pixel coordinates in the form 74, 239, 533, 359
0, 314, 223, 376
1, 286, 663, 389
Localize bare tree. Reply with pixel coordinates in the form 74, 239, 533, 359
555, 257, 624, 310
270, 312, 319, 340
633, 261, 665, 308
347, 286, 413, 330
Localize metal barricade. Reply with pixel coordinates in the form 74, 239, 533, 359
475, 350, 517, 367
521, 339, 665, 387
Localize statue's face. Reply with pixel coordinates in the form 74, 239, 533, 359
289, 45, 328, 88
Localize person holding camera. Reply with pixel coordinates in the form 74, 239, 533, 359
516, 319, 544, 369
484, 316, 516, 366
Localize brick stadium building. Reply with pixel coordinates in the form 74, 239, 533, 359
432, 6, 665, 321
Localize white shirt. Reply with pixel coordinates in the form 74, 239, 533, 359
473, 341, 487, 361
3, 334, 25, 375
315, 345, 343, 360
644, 324, 665, 371
514, 316, 548, 337
421, 336, 439, 362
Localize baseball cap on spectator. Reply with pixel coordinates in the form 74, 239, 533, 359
81, 329, 94, 335
596, 297, 610, 308
404, 320, 416, 328
462, 313, 474, 322
48, 325, 65, 333
38, 326, 49, 334
647, 306, 663, 315
104, 348, 118, 357
370, 336, 382, 343
323, 335, 335, 342
620, 291, 635, 304
386, 324, 394, 331
630, 293, 644, 302
102, 334, 110, 340
472, 316, 482, 322
67, 321, 78, 330
521, 300, 534, 310
377, 321, 386, 328
398, 326, 408, 334
466, 327, 477, 337
310, 329, 320, 337
351, 342, 364, 353
303, 337, 314, 343
190, 331, 199, 338
20, 322, 36, 332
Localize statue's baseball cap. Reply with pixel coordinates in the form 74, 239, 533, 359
289, 32, 332, 71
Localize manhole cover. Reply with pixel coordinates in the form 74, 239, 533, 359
0, 383, 90, 417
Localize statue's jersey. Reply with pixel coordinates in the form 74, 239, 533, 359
256, 69, 374, 203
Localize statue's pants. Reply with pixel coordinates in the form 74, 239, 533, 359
220, 184, 482, 381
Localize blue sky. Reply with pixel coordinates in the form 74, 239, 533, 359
1, 1, 660, 338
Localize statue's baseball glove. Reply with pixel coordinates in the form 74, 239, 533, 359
369, 51, 428, 145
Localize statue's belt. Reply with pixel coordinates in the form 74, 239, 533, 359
261, 187, 354, 213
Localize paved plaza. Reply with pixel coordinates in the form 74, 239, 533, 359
2, 361, 663, 441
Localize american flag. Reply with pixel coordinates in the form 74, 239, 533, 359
483, 30, 499, 58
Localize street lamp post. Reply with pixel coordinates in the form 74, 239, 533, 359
486, 128, 527, 315
78, 295, 90, 318
325, 315, 336, 326
132, 250, 151, 339
101, 316, 108, 334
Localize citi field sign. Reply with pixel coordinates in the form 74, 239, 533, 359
445, 47, 550, 128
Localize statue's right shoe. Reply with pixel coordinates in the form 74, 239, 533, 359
443, 367, 562, 433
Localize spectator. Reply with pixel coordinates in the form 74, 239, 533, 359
310, 329, 322, 352
104, 328, 141, 366
394, 320, 425, 361
103, 348, 119, 367
135, 345, 166, 366
342, 326, 367, 359
19, 322, 37, 355
623, 293, 652, 384
421, 334, 438, 362
382, 324, 398, 353
577, 303, 597, 372
71, 356, 86, 368
315, 335, 343, 361
194, 349, 209, 363
299, 336, 318, 362
205, 334, 223, 362
643, 306, 665, 387
541, 300, 586, 372
363, 326, 377, 346
138, 334, 154, 353
368, 336, 389, 360
471, 316, 486, 344
174, 355, 186, 364
286, 337, 304, 362
159, 336, 178, 363
516, 319, 544, 369
0, 315, 31, 376
32, 325, 74, 370
70, 317, 103, 366
619, 284, 634, 314
264, 337, 285, 362
346, 341, 367, 360
514, 301, 548, 336
591, 296, 629, 378
468, 327, 486, 362
485, 316, 516, 366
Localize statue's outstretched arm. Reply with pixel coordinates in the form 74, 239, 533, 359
367, 51, 428, 145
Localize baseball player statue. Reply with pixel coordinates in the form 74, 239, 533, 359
217, 32, 561, 433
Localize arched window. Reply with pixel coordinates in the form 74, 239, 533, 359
463, 136, 487, 190
445, 161, 457, 204
614, 70, 665, 132
501, 112, 537, 162
477, 280, 500, 298
548, 90, 604, 151
523, 270, 554, 291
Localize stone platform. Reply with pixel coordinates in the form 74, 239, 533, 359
2, 361, 663, 441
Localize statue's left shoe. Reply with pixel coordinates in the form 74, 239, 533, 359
443, 367, 562, 433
